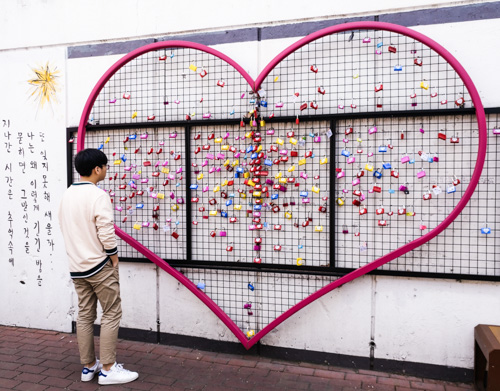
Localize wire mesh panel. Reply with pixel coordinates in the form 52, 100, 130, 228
89, 47, 252, 126
258, 29, 471, 119
189, 121, 330, 268
179, 268, 339, 336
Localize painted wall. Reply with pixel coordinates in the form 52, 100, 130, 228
1, 0, 499, 372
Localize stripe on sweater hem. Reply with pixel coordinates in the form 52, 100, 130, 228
70, 257, 110, 279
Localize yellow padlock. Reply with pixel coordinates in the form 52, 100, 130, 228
213, 185, 220, 193
311, 185, 320, 193
214, 137, 223, 143
240, 192, 247, 198
275, 171, 283, 179
197, 173, 204, 180
209, 210, 217, 216
157, 193, 165, 199
260, 119, 266, 127
357, 137, 362, 143
105, 136, 110, 144
131, 111, 138, 119
247, 179, 255, 187
287, 165, 296, 173
253, 191, 262, 198
298, 158, 307, 166
221, 144, 229, 151
296, 258, 304, 266
133, 223, 141, 230
223, 159, 230, 166
245, 131, 253, 138
365, 163, 374, 171
161, 167, 169, 174
256, 145, 262, 153
114, 159, 122, 165
276, 137, 284, 145
232, 159, 239, 167
289, 137, 298, 145
420, 81, 429, 90
243, 172, 250, 179
234, 204, 242, 210
285, 211, 292, 219
337, 197, 345, 206
171, 204, 179, 211
320, 157, 328, 165
222, 179, 228, 186
279, 177, 287, 184
274, 75, 279, 82
189, 63, 198, 72
246, 330, 255, 338
315, 225, 324, 232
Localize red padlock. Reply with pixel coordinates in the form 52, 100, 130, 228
438, 133, 447, 140
274, 224, 282, 230
300, 102, 308, 111
359, 207, 368, 215
373, 186, 382, 193
274, 245, 282, 251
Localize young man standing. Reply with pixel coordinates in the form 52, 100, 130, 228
58, 148, 138, 385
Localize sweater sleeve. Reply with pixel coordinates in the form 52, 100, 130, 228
94, 193, 118, 255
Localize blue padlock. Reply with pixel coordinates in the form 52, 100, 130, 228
409, 158, 415, 164
246, 145, 253, 153
226, 199, 233, 206
298, 244, 304, 249
254, 204, 262, 210
264, 159, 273, 166
98, 143, 104, 150
388, 188, 395, 194
394, 64, 403, 71
235, 172, 240, 178
221, 211, 228, 218
229, 193, 235, 198
271, 193, 279, 200
382, 162, 392, 169
261, 100, 268, 107
129, 134, 137, 140
249, 98, 256, 104
428, 157, 434, 163
248, 283, 255, 291
341, 150, 350, 157
377, 41, 383, 48
136, 203, 144, 209
121, 154, 127, 162
379, 146, 387, 153
250, 152, 258, 159
197, 282, 205, 290
300, 191, 308, 197
373, 170, 382, 179
447, 186, 456, 194
190, 184, 198, 190
481, 227, 491, 234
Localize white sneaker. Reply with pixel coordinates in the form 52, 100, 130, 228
98, 363, 139, 385
81, 359, 102, 382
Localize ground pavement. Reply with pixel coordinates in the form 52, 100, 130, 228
0, 326, 475, 391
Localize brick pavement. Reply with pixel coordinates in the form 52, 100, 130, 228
0, 326, 475, 390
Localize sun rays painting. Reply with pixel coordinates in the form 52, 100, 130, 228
27, 62, 60, 114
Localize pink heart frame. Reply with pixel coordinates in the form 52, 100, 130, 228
77, 21, 487, 349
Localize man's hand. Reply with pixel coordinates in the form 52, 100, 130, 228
109, 253, 119, 268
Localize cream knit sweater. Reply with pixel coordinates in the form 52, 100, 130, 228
58, 182, 118, 278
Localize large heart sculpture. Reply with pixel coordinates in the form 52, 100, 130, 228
77, 22, 486, 349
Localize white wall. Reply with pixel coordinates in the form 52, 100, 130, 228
1, 0, 499, 372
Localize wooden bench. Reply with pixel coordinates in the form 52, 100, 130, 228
474, 325, 500, 391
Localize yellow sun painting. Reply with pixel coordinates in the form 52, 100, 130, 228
27, 62, 60, 111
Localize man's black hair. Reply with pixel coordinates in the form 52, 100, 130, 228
74, 148, 108, 177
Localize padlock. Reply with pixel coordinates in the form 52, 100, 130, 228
352, 178, 360, 186
391, 170, 399, 178
388, 45, 397, 53
217, 79, 225, 87
365, 163, 374, 172
414, 57, 423, 66
310, 64, 318, 73
420, 80, 429, 90
378, 220, 387, 226
417, 169, 426, 179
394, 64, 403, 71
423, 192, 432, 201
376, 207, 385, 215
374, 83, 383, 92
382, 162, 392, 170
398, 207, 406, 215
315, 226, 323, 232
337, 197, 345, 206
342, 225, 349, 234
481, 224, 491, 234
373, 169, 382, 179
455, 97, 465, 106
171, 230, 179, 239
274, 224, 282, 230
320, 157, 328, 165
450, 136, 459, 144
373, 186, 382, 193
359, 207, 368, 215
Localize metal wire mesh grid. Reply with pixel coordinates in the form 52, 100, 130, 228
178, 268, 339, 336
258, 29, 470, 118
189, 121, 330, 267
89, 48, 253, 126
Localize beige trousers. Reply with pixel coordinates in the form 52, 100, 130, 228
72, 261, 122, 365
